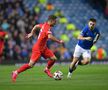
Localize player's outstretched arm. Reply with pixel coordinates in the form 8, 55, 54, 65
48, 34, 64, 44
93, 34, 100, 44
78, 35, 92, 41
25, 25, 40, 39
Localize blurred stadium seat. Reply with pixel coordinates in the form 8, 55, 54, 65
0, 0, 108, 61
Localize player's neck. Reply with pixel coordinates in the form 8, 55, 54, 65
47, 21, 51, 25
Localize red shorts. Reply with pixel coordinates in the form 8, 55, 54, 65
30, 47, 54, 62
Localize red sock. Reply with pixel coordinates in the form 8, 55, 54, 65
47, 60, 55, 69
17, 64, 31, 74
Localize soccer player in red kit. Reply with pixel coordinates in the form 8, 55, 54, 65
12, 15, 64, 82
0, 28, 7, 63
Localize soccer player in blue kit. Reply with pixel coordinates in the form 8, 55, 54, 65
67, 18, 100, 78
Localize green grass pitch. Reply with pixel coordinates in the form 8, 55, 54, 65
0, 64, 108, 90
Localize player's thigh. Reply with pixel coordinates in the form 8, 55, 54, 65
30, 51, 41, 63
42, 48, 56, 60
73, 45, 82, 58
72, 57, 79, 64
82, 50, 91, 61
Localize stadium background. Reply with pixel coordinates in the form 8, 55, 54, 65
0, 0, 108, 64
0, 0, 108, 90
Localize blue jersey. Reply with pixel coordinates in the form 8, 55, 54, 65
78, 25, 100, 49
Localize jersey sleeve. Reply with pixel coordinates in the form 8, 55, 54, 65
93, 30, 100, 43
47, 29, 52, 34
96, 28, 100, 35
80, 26, 87, 36
44, 29, 52, 37
38, 24, 43, 28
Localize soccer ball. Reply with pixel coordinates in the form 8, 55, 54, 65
53, 71, 63, 80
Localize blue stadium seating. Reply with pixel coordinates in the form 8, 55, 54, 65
38, 0, 108, 53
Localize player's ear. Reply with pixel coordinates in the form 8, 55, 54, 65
50, 19, 53, 23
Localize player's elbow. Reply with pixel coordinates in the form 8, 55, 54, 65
77, 36, 81, 40
77, 35, 84, 40
48, 34, 52, 39
48, 36, 51, 39
77, 37, 79, 40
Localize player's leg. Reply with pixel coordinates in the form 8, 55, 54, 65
67, 57, 79, 78
42, 48, 57, 78
78, 58, 90, 65
44, 56, 57, 78
16, 60, 35, 74
67, 45, 82, 78
46, 55, 57, 69
78, 50, 91, 65
12, 51, 41, 82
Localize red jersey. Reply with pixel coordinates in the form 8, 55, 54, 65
32, 22, 52, 51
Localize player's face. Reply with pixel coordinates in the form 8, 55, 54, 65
88, 21, 96, 30
50, 19, 57, 27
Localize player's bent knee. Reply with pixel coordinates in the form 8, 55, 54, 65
87, 60, 90, 64
50, 56, 57, 60
83, 58, 91, 65
84, 60, 90, 65
52, 57, 57, 61
28, 63, 34, 68
29, 60, 35, 67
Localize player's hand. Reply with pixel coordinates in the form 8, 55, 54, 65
85, 37, 92, 41
59, 40, 64, 44
25, 33, 33, 39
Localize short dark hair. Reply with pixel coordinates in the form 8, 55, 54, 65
89, 18, 96, 22
48, 15, 57, 21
